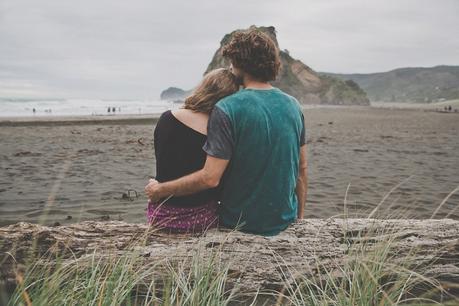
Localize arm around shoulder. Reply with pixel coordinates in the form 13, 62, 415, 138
144, 155, 229, 201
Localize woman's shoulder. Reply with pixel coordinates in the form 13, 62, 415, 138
158, 109, 173, 121
154, 110, 175, 136
171, 109, 208, 135
172, 108, 207, 118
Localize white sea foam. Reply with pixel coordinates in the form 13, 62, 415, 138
0, 98, 181, 117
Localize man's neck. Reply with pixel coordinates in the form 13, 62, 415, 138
243, 76, 273, 90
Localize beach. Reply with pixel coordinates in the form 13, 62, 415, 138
0, 107, 458, 226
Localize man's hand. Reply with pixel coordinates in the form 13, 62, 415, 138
144, 156, 229, 202
145, 179, 161, 201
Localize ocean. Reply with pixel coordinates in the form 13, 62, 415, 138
0, 98, 360, 118
0, 98, 180, 117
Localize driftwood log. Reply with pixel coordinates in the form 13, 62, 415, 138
1, 219, 458, 300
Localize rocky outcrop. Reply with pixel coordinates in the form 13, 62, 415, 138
161, 26, 370, 105
323, 65, 459, 102
160, 87, 190, 101
205, 26, 370, 105
1, 219, 458, 298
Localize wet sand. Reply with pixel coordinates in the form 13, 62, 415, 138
0, 108, 458, 226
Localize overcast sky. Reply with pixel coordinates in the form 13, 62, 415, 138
1, 0, 458, 99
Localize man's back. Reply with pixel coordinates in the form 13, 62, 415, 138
204, 87, 305, 235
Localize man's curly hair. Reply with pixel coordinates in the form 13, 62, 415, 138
222, 29, 281, 82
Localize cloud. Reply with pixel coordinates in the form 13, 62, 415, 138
0, 0, 458, 98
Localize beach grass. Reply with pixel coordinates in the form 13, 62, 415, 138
4, 220, 455, 306
277, 225, 445, 305
3, 183, 459, 305
7, 245, 238, 306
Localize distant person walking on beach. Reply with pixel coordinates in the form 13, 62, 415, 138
145, 29, 307, 235
145, 69, 238, 232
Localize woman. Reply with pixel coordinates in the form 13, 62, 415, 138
147, 68, 239, 233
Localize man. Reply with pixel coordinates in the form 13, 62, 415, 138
145, 29, 307, 235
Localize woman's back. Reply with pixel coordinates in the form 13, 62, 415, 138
146, 68, 238, 232
154, 109, 218, 207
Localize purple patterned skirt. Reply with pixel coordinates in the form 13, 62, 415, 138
146, 200, 218, 233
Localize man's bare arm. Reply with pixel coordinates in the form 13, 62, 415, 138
296, 145, 308, 219
145, 156, 229, 201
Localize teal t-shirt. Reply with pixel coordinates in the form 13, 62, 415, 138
203, 87, 305, 236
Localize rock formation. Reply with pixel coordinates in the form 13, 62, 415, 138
161, 26, 370, 105
160, 87, 190, 101
205, 26, 370, 105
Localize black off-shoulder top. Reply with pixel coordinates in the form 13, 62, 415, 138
153, 110, 218, 207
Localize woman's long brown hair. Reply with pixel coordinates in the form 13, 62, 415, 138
184, 68, 239, 114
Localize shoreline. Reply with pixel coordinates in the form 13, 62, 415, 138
1, 104, 457, 127
371, 100, 459, 111
0, 113, 162, 127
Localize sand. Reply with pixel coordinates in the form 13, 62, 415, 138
0, 107, 458, 226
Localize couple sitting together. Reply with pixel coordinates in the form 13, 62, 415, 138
144, 29, 308, 236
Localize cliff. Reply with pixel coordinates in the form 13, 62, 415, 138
323, 65, 459, 103
205, 26, 370, 105
162, 26, 370, 105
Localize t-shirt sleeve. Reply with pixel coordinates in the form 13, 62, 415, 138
203, 106, 234, 160
300, 113, 306, 146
